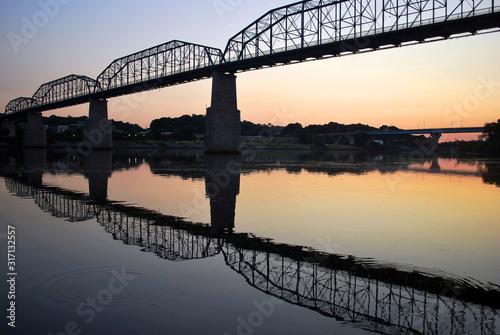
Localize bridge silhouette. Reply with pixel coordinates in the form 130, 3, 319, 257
319, 126, 485, 148
1, 0, 499, 151
1, 151, 500, 334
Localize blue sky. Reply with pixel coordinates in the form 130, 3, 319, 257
1, 0, 499, 140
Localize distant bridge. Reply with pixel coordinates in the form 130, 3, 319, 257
319, 126, 484, 147
1, 0, 499, 151
367, 127, 484, 136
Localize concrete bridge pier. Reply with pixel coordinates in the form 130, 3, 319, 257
23, 111, 47, 148
85, 98, 113, 150
1, 119, 16, 137
346, 135, 356, 146
205, 72, 241, 154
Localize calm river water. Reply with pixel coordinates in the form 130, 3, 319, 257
0, 149, 499, 335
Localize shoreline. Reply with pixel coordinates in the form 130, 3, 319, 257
1, 140, 496, 155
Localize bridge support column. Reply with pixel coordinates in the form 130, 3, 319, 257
430, 133, 442, 152
23, 111, 47, 148
85, 98, 112, 150
205, 72, 241, 154
2, 119, 15, 137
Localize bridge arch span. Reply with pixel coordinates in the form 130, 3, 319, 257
5, 97, 38, 115
32, 74, 99, 107
96, 40, 223, 93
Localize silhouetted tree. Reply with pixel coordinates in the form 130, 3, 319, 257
282, 123, 304, 137
481, 119, 500, 143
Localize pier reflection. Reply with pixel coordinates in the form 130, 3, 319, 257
205, 154, 240, 234
1, 151, 499, 335
83, 151, 112, 201
23, 148, 47, 186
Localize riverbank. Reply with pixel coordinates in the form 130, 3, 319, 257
1, 139, 486, 154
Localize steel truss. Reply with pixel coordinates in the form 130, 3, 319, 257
96, 40, 223, 92
32, 75, 99, 106
4, 174, 500, 334
5, 97, 38, 115
223, 0, 499, 62
4, 75, 99, 116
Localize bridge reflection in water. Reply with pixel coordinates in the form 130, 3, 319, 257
2, 151, 499, 335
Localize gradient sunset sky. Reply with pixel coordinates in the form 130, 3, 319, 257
1, 0, 499, 141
